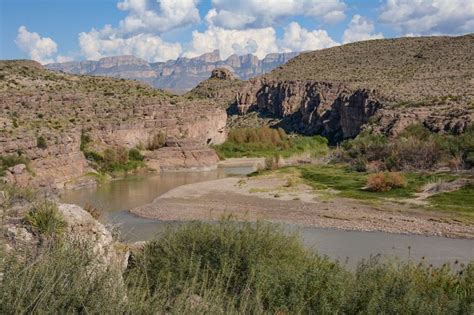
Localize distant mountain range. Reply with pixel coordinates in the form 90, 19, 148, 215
46, 50, 299, 93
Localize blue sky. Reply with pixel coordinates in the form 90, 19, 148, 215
1, 0, 473, 64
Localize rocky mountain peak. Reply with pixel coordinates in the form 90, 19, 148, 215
46, 50, 300, 93
211, 68, 236, 80
194, 49, 221, 63
97, 55, 149, 68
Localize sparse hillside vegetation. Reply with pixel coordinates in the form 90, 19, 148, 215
268, 35, 474, 105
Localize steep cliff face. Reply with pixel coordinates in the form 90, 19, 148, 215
47, 51, 299, 93
0, 61, 227, 189
236, 79, 382, 142
230, 35, 473, 141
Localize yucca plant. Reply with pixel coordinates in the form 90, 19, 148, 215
24, 200, 67, 237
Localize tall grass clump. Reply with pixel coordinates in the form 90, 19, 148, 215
0, 239, 127, 314
24, 200, 67, 237
0, 154, 29, 176
214, 127, 328, 159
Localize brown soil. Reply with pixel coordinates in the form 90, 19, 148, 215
131, 176, 474, 239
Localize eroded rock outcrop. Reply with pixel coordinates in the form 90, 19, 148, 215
146, 139, 220, 172
0, 60, 228, 189
236, 79, 382, 142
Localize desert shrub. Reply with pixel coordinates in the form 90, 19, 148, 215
264, 154, 284, 170
127, 220, 350, 313
339, 125, 463, 171
366, 172, 407, 192
0, 183, 37, 209
0, 239, 127, 314
103, 147, 129, 165
128, 148, 144, 161
0, 154, 29, 176
388, 137, 442, 170
345, 257, 474, 314
24, 200, 67, 237
36, 135, 47, 149
147, 132, 166, 150
342, 131, 388, 162
2, 220, 472, 313
80, 131, 91, 151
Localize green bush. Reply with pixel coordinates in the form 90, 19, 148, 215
36, 135, 47, 149
80, 131, 91, 151
215, 127, 328, 159
0, 154, 29, 176
1, 220, 472, 313
128, 220, 350, 313
0, 239, 127, 314
345, 257, 474, 314
338, 124, 474, 170
24, 201, 67, 237
128, 148, 144, 161
83, 146, 145, 174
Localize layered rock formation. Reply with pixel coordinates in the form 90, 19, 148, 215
231, 35, 473, 141
236, 80, 381, 141
0, 60, 227, 189
47, 51, 299, 93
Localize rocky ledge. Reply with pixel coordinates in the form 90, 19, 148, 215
0, 61, 228, 190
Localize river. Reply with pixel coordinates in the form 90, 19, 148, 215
61, 168, 474, 267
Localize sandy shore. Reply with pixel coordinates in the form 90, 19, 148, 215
131, 175, 474, 239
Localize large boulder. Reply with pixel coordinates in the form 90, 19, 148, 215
58, 204, 129, 270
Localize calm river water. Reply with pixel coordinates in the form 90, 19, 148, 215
61, 167, 474, 267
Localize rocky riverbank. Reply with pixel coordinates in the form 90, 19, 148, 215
131, 175, 474, 239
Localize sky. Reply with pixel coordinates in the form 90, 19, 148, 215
1, 0, 473, 64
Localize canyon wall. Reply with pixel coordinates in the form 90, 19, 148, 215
0, 61, 228, 189
228, 35, 473, 141
236, 79, 382, 142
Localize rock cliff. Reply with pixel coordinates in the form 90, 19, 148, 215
232, 35, 473, 142
47, 51, 299, 93
0, 60, 227, 189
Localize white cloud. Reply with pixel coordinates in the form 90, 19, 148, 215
77, 0, 197, 62
79, 29, 182, 62
342, 15, 384, 44
185, 26, 278, 59
206, 0, 346, 29
379, 0, 474, 35
279, 22, 339, 52
185, 22, 339, 59
117, 0, 200, 34
15, 26, 58, 64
